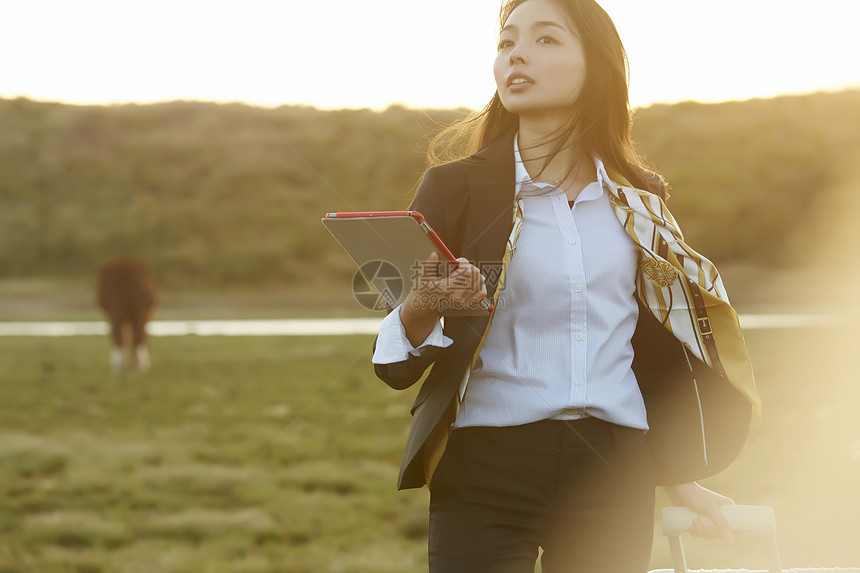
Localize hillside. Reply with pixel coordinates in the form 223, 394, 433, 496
1, 91, 858, 289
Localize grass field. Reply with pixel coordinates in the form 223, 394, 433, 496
0, 322, 858, 572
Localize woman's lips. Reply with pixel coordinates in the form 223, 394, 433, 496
507, 73, 535, 90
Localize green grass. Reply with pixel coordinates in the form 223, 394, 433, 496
0, 335, 429, 572
0, 326, 858, 572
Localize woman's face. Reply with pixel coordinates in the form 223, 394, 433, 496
493, 0, 586, 120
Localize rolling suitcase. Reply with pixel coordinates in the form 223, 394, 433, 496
650, 505, 860, 573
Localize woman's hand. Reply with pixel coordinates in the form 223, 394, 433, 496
664, 482, 736, 541
400, 251, 487, 346
404, 251, 487, 316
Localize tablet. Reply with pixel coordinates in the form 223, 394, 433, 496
322, 211, 493, 316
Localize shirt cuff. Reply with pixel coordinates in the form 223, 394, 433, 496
371, 303, 453, 365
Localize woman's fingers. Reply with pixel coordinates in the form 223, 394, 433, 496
696, 491, 734, 540
711, 498, 734, 539
412, 252, 487, 309
691, 518, 720, 538
691, 501, 735, 541
666, 482, 735, 541
691, 516, 730, 540
446, 261, 487, 308
450, 262, 481, 290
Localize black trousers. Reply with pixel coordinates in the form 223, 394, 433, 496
428, 417, 656, 573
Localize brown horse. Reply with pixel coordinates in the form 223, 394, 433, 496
96, 258, 158, 373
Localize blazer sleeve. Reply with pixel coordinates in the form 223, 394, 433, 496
372, 166, 451, 391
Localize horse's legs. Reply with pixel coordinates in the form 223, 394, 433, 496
108, 316, 125, 373
130, 311, 150, 372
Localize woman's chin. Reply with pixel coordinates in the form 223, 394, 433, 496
503, 104, 571, 123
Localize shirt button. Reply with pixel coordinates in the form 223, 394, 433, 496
575, 285, 583, 293
575, 378, 583, 386
569, 238, 576, 245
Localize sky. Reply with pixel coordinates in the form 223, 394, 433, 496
2, 0, 859, 110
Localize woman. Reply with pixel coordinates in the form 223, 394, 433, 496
372, 0, 761, 571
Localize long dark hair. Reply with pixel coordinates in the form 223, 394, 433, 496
427, 0, 667, 198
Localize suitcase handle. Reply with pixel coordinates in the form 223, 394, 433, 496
661, 505, 781, 573
662, 505, 776, 536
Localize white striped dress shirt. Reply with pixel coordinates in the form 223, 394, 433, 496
372, 136, 648, 431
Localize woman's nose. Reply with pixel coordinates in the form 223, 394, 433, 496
509, 44, 527, 65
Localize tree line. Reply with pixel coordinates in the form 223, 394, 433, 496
1, 91, 857, 289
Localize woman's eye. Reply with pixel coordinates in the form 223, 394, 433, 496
498, 39, 514, 50
538, 36, 556, 44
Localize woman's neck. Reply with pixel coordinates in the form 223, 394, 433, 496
517, 117, 596, 201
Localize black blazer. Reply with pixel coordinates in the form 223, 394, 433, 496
374, 131, 751, 490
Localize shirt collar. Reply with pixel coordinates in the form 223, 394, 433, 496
513, 133, 616, 198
